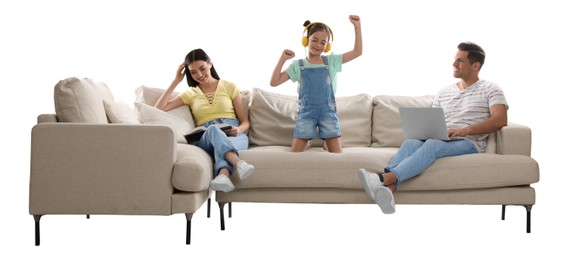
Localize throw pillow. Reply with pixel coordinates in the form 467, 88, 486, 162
103, 100, 139, 124
54, 77, 111, 123
134, 102, 195, 144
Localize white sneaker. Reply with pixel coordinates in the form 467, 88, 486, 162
357, 168, 383, 199
210, 174, 235, 193
237, 160, 255, 180
374, 186, 395, 214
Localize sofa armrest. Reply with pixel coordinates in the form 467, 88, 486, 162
37, 113, 58, 123
30, 123, 177, 215
496, 122, 532, 156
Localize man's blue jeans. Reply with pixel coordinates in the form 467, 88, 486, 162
196, 118, 249, 175
385, 139, 478, 188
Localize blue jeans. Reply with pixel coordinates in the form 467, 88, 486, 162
385, 139, 478, 188
196, 118, 249, 176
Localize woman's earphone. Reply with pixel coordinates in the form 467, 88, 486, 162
302, 22, 334, 52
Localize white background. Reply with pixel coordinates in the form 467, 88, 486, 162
1, 0, 562, 259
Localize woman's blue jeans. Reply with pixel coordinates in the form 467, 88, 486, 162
196, 118, 249, 176
385, 139, 478, 188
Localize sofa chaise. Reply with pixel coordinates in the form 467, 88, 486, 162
29, 78, 214, 245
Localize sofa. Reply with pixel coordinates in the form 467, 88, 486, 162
29, 77, 540, 247
216, 88, 539, 233
29, 77, 214, 245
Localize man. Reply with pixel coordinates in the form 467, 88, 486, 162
358, 42, 508, 214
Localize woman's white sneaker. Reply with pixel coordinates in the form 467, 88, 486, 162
210, 174, 235, 193
237, 160, 255, 180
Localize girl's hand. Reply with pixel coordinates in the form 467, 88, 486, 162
281, 49, 295, 60
349, 15, 361, 25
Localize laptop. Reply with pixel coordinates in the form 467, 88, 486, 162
399, 107, 461, 141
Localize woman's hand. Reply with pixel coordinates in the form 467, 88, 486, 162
172, 63, 186, 85
224, 125, 240, 137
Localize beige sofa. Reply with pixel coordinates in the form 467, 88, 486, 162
216, 88, 539, 233
30, 78, 539, 247
29, 78, 214, 245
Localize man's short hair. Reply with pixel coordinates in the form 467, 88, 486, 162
458, 42, 486, 69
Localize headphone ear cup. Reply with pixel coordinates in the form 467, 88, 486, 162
302, 36, 308, 47
324, 43, 331, 52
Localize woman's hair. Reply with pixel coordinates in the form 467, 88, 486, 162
303, 20, 332, 42
457, 42, 486, 69
184, 48, 220, 87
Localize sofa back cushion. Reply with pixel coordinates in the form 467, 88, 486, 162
248, 88, 298, 146
248, 88, 373, 147
54, 77, 114, 123
371, 95, 434, 147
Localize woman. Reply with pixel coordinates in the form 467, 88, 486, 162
154, 48, 254, 193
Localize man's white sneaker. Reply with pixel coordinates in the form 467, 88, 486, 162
237, 160, 255, 180
210, 174, 235, 193
374, 186, 396, 214
357, 168, 384, 199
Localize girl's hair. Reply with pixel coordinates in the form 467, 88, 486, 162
184, 48, 220, 87
303, 20, 332, 42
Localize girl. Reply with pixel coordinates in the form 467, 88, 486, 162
270, 15, 362, 153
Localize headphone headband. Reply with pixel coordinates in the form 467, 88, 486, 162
303, 22, 334, 42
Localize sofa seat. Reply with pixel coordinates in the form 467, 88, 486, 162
237, 147, 539, 192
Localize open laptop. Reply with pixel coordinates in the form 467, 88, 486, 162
399, 107, 461, 141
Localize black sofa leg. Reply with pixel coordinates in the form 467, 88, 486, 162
34, 215, 42, 246
207, 198, 211, 218
501, 204, 533, 233
524, 205, 532, 233
218, 202, 226, 230
185, 213, 193, 245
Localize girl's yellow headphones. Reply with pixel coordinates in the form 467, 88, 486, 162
302, 22, 334, 52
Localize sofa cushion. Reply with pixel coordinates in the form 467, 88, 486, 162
398, 153, 539, 191
371, 95, 434, 148
54, 77, 114, 123
103, 100, 139, 124
134, 102, 193, 144
337, 93, 373, 147
248, 88, 373, 147
135, 85, 176, 106
248, 88, 298, 147
237, 146, 396, 188
237, 147, 539, 191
